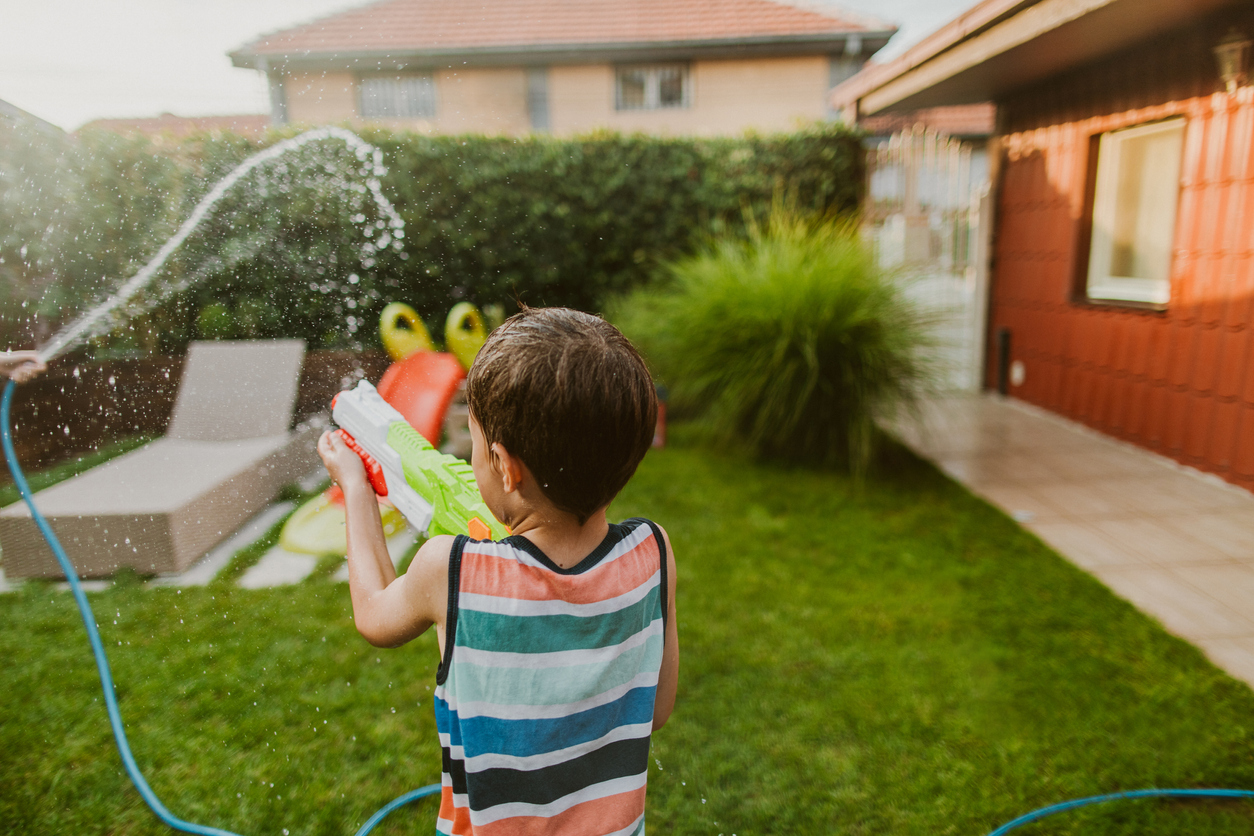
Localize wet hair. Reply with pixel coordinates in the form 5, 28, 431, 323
466, 306, 657, 524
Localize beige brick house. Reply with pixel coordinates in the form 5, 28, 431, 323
230, 0, 893, 136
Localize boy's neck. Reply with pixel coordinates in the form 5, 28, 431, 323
510, 505, 610, 570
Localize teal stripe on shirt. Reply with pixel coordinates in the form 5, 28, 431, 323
456, 586, 661, 654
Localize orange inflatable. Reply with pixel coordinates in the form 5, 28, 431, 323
377, 350, 467, 445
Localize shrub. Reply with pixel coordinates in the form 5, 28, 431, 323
613, 208, 932, 472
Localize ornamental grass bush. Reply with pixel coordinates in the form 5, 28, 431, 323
614, 207, 933, 473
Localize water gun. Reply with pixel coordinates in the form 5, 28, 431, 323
331, 380, 508, 541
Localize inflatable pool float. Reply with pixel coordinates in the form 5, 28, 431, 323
445, 302, 488, 371
278, 487, 407, 555
379, 301, 435, 361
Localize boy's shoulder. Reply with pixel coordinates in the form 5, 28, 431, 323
397, 533, 456, 623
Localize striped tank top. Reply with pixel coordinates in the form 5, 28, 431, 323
433, 518, 668, 836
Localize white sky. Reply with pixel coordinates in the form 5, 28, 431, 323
0, 0, 972, 131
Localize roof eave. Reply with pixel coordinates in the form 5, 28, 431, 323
231, 30, 897, 71
831, 0, 1244, 116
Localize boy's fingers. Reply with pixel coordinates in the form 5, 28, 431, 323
318, 431, 340, 461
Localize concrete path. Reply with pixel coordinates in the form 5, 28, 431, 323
329, 528, 420, 583
238, 546, 319, 589
893, 394, 1254, 689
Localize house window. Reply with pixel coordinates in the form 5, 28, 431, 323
1084, 118, 1186, 306
615, 64, 689, 110
359, 75, 436, 119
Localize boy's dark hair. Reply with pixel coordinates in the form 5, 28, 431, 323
466, 306, 657, 524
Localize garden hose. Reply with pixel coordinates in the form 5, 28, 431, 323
986, 788, 1254, 835
4, 375, 1254, 835
1, 378, 439, 836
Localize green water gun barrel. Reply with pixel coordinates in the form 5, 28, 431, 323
386, 420, 509, 540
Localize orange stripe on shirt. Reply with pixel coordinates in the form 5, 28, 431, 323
439, 786, 475, 835
469, 785, 648, 836
460, 542, 659, 604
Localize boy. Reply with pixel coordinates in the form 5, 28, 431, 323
319, 306, 678, 836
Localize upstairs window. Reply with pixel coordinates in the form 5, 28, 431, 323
1084, 118, 1185, 306
615, 64, 689, 110
359, 74, 436, 120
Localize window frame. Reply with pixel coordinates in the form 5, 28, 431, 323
358, 73, 437, 121
614, 63, 691, 111
1074, 117, 1187, 310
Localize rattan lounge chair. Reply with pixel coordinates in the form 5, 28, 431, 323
0, 340, 321, 579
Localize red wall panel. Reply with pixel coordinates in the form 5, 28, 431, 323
989, 11, 1254, 486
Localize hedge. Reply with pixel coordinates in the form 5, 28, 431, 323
0, 121, 863, 354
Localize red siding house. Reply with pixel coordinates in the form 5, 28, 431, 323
834, 0, 1254, 491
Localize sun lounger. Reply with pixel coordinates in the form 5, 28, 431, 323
0, 340, 322, 579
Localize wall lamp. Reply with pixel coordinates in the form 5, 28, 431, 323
1215, 28, 1251, 95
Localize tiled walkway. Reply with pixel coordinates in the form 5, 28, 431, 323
893, 394, 1254, 689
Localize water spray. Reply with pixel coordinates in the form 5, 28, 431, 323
38, 127, 405, 364
7, 128, 437, 834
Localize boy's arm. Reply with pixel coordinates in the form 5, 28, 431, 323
653, 524, 679, 731
319, 430, 450, 649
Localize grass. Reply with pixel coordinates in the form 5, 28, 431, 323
2, 430, 1253, 834
0, 434, 153, 509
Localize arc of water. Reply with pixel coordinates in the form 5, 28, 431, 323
38, 127, 405, 363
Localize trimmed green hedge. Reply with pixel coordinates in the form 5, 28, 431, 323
0, 122, 863, 353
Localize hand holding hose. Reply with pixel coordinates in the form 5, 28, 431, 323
1, 351, 46, 383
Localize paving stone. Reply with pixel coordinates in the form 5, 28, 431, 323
54, 579, 111, 593
238, 547, 318, 589
330, 528, 420, 583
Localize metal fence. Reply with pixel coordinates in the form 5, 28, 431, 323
865, 127, 992, 391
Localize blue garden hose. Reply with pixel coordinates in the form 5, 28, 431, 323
4, 375, 1253, 834
986, 788, 1254, 835
1, 378, 439, 836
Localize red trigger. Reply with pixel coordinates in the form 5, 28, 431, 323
335, 429, 388, 497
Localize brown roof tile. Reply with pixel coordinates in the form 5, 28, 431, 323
238, 0, 887, 57
858, 103, 996, 138
78, 113, 271, 138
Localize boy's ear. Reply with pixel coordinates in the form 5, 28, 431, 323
490, 443, 526, 494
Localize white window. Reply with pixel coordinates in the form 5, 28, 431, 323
1085, 118, 1186, 306
615, 64, 689, 110
359, 75, 436, 120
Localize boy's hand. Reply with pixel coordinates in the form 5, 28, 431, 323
318, 430, 371, 493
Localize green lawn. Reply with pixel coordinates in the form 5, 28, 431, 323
2, 434, 1253, 835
